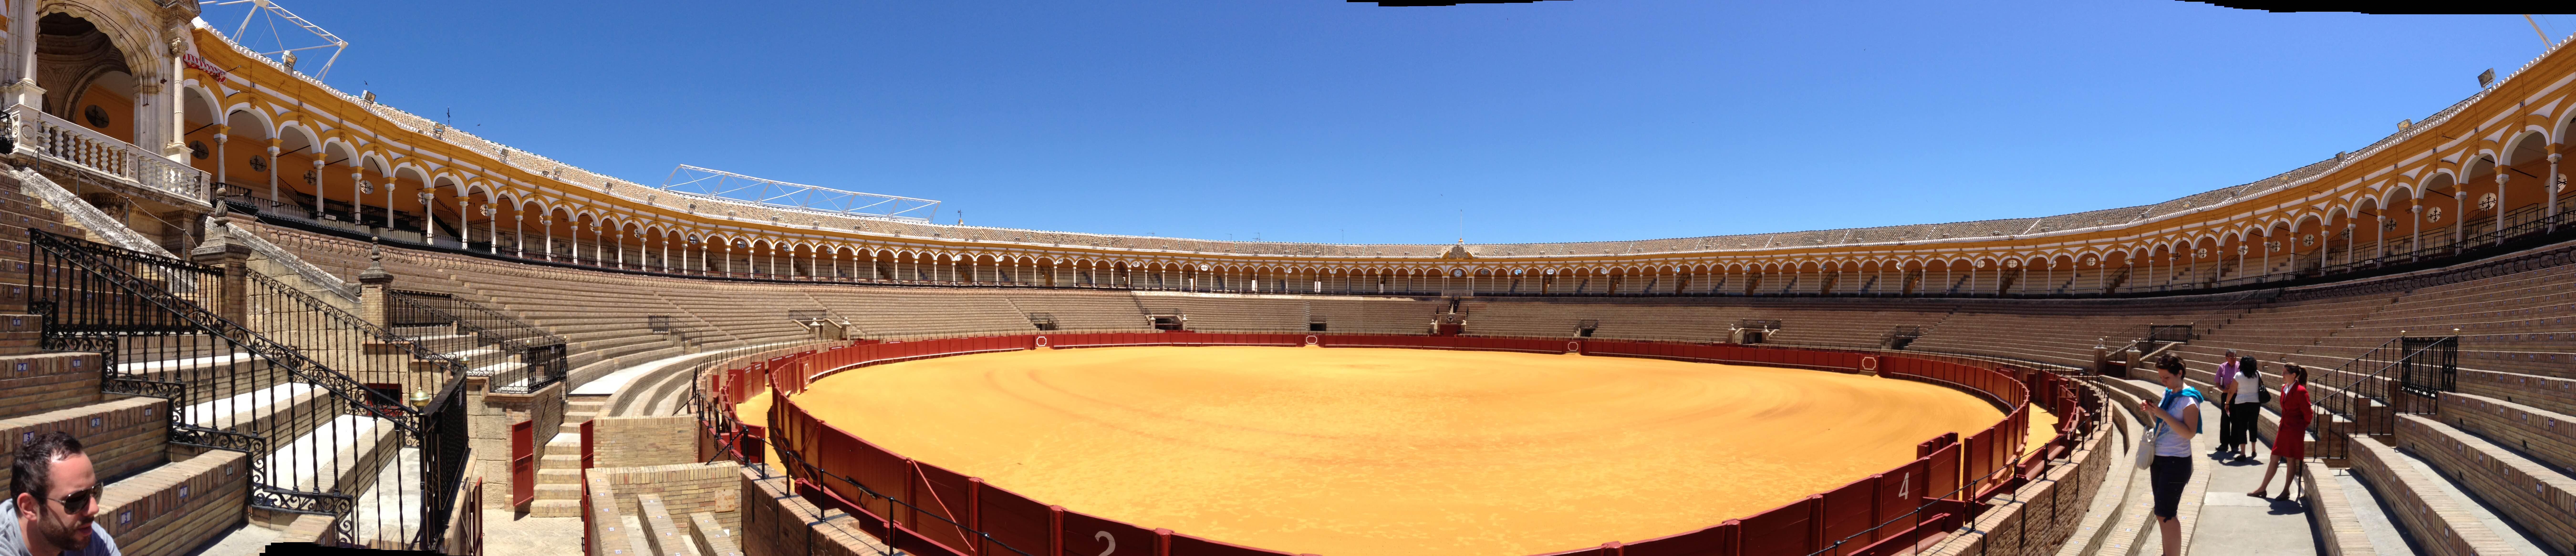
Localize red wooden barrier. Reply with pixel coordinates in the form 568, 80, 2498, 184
910, 462, 980, 554
1735, 495, 1819, 555
1819, 478, 1875, 555
1619, 521, 1738, 556
1168, 532, 1300, 556
974, 481, 1056, 556
1061, 510, 1159, 556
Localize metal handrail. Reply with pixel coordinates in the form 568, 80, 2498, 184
30, 230, 469, 550
2313, 335, 2458, 460
386, 291, 567, 393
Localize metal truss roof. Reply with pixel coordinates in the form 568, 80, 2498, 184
657, 165, 939, 224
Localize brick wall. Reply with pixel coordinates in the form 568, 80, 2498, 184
590, 461, 743, 534
740, 467, 892, 556
0, 171, 79, 316
1927, 415, 2111, 556
0, 396, 169, 490
591, 415, 698, 469
471, 378, 563, 509
0, 351, 103, 418
100, 450, 249, 556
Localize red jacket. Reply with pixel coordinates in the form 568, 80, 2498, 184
2279, 383, 2313, 433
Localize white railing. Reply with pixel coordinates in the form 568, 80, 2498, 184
14, 168, 180, 258
11, 106, 209, 204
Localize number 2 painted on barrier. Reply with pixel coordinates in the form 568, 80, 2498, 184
1095, 531, 1116, 555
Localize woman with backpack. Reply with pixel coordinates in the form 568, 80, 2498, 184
2140, 353, 2203, 556
2248, 363, 2314, 499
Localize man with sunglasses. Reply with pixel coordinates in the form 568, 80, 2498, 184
4, 432, 117, 556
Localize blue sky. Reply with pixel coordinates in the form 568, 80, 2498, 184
204, 1, 2574, 245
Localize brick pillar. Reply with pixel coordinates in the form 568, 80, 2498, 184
189, 207, 252, 323
358, 240, 394, 328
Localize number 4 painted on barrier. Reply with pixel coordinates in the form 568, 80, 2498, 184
1095, 531, 1116, 556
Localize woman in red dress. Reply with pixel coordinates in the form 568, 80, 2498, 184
2248, 363, 2312, 498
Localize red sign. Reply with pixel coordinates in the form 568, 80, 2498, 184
181, 54, 227, 82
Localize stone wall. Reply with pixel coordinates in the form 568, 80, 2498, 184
472, 377, 565, 509
590, 461, 744, 534
1925, 407, 2112, 556
591, 415, 698, 469
740, 466, 891, 556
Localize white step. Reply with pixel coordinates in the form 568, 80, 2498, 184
181, 383, 319, 431
438, 347, 501, 360
470, 361, 528, 376
261, 414, 398, 496
345, 447, 424, 549
120, 352, 254, 374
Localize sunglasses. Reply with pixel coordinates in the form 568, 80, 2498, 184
43, 486, 100, 511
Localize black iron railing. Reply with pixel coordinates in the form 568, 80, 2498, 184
2312, 335, 2458, 462
27, 230, 471, 551
386, 290, 568, 394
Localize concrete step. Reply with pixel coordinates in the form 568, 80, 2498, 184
99, 450, 251, 556
535, 483, 583, 502
117, 353, 254, 375
180, 382, 324, 437
538, 468, 583, 486
2348, 437, 2539, 556
343, 447, 424, 550
258, 414, 399, 502
2394, 416, 2574, 555
529, 499, 583, 518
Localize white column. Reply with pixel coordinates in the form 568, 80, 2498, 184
420, 191, 438, 242
6, 0, 42, 109
265, 143, 282, 211
311, 160, 327, 216
2409, 205, 2422, 262
2495, 173, 2510, 247
2372, 215, 2385, 264
213, 130, 229, 191
347, 165, 364, 222
2551, 153, 2564, 233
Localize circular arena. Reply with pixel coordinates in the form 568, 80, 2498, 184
713, 335, 2083, 556
5, 3, 2574, 556
774, 345, 2035, 556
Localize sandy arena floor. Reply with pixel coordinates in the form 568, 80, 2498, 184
751, 346, 2036, 556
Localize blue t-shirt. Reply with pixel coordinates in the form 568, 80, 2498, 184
2153, 387, 2203, 458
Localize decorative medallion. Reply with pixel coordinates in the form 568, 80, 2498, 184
247, 156, 267, 173
2427, 207, 2443, 222
188, 141, 208, 160
82, 105, 109, 128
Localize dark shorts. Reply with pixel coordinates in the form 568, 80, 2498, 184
2151, 455, 2192, 520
